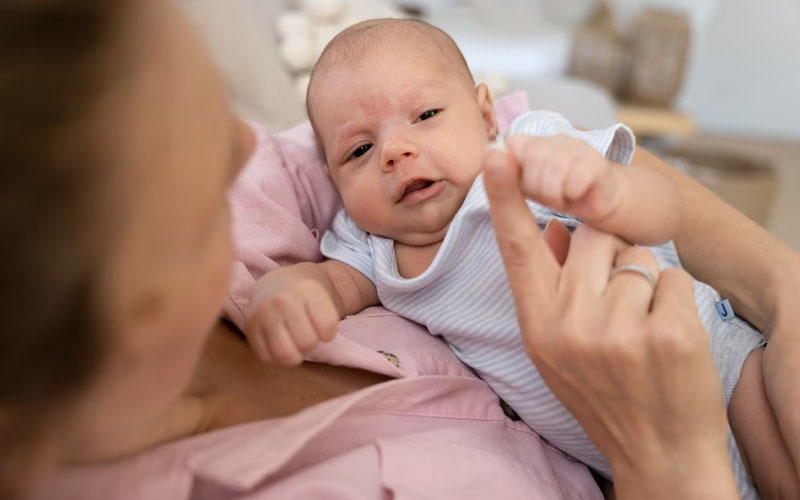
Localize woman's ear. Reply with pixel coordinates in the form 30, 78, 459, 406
475, 83, 499, 141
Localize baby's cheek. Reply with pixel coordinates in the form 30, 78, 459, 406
342, 192, 382, 232
352, 209, 384, 234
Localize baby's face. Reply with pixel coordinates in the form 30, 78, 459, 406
312, 46, 497, 246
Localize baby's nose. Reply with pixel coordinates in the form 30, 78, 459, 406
385, 151, 413, 168
381, 138, 419, 171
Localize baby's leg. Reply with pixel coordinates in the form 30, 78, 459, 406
729, 347, 799, 499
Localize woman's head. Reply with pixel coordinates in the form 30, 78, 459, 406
0, 0, 253, 495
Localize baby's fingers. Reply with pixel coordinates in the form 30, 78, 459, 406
508, 135, 550, 203
283, 304, 324, 355
307, 298, 340, 342
243, 308, 276, 361
264, 322, 304, 366
563, 155, 599, 203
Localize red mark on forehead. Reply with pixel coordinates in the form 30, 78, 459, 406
359, 94, 392, 123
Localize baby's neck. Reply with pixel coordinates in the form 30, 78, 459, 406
394, 239, 444, 279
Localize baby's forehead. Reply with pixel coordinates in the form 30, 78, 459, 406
311, 58, 462, 133
352, 34, 462, 72
307, 20, 474, 136
312, 21, 472, 87
312, 42, 470, 104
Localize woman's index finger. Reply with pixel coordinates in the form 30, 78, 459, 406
483, 146, 561, 313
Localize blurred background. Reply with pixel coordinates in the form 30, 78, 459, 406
183, 0, 800, 251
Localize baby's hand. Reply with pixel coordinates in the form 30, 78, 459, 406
244, 274, 340, 365
506, 134, 623, 223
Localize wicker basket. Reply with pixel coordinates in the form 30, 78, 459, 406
624, 9, 691, 105
567, 5, 628, 94
568, 5, 690, 107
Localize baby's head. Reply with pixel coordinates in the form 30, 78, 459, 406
307, 19, 498, 246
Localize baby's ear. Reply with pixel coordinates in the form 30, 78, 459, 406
475, 83, 499, 140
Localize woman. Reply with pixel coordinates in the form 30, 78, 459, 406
1, 0, 797, 498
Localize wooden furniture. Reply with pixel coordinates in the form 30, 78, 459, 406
616, 103, 695, 137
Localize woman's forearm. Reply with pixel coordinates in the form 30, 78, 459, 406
632, 147, 800, 336
614, 448, 739, 500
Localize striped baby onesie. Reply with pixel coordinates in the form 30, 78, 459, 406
321, 110, 764, 498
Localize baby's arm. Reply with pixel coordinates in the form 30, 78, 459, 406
506, 135, 682, 246
244, 260, 379, 365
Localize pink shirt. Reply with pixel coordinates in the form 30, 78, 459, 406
40, 307, 602, 500
37, 94, 603, 499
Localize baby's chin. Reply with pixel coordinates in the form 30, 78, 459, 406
387, 219, 453, 247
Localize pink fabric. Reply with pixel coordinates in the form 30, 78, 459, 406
223, 120, 341, 328
38, 308, 601, 500
493, 90, 530, 135
36, 92, 603, 499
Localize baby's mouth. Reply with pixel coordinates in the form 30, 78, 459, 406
398, 178, 443, 204
403, 179, 434, 197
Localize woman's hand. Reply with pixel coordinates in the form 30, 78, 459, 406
482, 147, 739, 499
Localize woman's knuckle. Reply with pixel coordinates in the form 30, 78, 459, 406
605, 339, 639, 370
618, 246, 658, 267
650, 319, 701, 359
648, 319, 677, 342
660, 267, 692, 288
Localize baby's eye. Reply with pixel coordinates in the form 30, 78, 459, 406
417, 109, 441, 122
350, 143, 372, 160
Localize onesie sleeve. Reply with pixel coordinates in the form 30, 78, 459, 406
508, 110, 636, 165
320, 209, 376, 283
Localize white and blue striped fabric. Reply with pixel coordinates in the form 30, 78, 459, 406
321, 110, 762, 498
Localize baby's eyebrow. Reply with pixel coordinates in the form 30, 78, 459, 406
400, 79, 450, 98
330, 122, 363, 157
336, 122, 360, 141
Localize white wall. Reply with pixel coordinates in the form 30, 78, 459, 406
678, 0, 800, 140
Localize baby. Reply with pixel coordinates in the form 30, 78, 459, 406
245, 19, 792, 498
